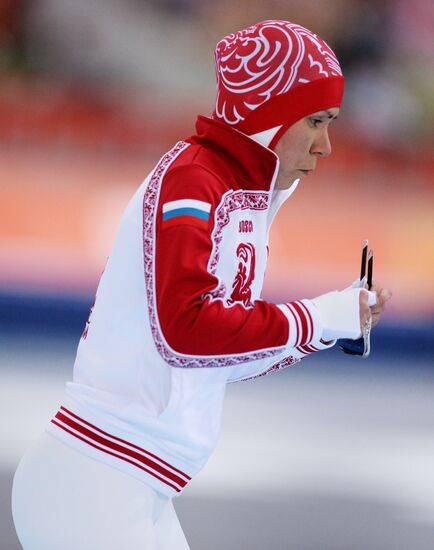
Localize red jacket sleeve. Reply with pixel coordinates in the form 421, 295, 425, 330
154, 164, 289, 357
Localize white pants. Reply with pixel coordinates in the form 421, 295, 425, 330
12, 432, 190, 549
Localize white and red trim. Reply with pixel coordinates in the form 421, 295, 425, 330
234, 354, 300, 382
277, 299, 319, 348
202, 188, 269, 304
297, 343, 320, 354
296, 338, 336, 356
206, 189, 269, 293
50, 406, 191, 494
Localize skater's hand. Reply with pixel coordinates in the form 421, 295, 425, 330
361, 281, 392, 329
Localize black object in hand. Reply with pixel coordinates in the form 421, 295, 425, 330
338, 241, 373, 358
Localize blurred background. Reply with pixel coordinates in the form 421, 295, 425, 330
1, 1, 433, 548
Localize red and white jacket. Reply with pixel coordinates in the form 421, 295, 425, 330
47, 116, 362, 497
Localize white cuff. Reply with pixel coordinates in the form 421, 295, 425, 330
311, 288, 364, 340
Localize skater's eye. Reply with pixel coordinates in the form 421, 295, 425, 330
308, 110, 339, 128
309, 117, 323, 127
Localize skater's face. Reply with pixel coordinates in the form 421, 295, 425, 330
274, 107, 340, 189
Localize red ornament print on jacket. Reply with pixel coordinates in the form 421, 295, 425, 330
228, 242, 256, 308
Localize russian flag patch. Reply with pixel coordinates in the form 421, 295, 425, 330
162, 199, 211, 230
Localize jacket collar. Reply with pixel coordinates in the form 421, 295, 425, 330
190, 115, 279, 192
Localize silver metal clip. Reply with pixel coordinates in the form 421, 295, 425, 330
362, 313, 372, 358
